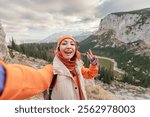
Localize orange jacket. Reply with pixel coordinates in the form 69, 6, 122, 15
0, 61, 98, 100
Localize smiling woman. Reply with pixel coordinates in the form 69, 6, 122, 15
57, 38, 76, 60
0, 35, 98, 100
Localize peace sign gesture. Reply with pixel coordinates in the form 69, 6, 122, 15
86, 49, 98, 65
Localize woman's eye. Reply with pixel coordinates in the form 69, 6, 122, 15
71, 43, 75, 46
61, 43, 67, 45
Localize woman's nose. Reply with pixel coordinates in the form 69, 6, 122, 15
66, 44, 72, 48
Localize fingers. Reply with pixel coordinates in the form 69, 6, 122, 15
87, 49, 94, 59
86, 49, 96, 60
89, 49, 93, 56
86, 50, 92, 59
86, 49, 98, 65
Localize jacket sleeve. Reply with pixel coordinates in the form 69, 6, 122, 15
81, 64, 98, 79
0, 61, 53, 100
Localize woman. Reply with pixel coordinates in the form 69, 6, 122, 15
0, 35, 98, 100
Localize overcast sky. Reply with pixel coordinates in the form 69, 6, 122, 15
0, 0, 150, 43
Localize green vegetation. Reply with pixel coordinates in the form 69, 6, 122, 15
113, 70, 123, 80
100, 58, 114, 69
78, 35, 98, 51
82, 55, 114, 84
79, 30, 114, 52
82, 55, 90, 67
8, 38, 56, 62
93, 47, 150, 87
100, 58, 123, 80
79, 35, 150, 87
98, 66, 114, 84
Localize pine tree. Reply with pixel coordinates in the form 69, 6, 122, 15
109, 65, 114, 81
10, 37, 17, 50
122, 73, 128, 83
99, 66, 105, 80
97, 65, 101, 80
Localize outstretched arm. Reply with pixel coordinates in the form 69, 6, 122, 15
0, 61, 53, 100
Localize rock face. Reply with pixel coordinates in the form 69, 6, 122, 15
95, 8, 150, 56
0, 23, 10, 62
97, 8, 150, 44
96, 80, 150, 100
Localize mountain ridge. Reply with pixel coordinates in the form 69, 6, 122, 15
38, 31, 93, 43
96, 7, 150, 45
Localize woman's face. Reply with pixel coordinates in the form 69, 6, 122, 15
59, 39, 76, 60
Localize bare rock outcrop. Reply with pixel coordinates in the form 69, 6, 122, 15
0, 23, 10, 62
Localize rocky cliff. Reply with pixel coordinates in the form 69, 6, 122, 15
98, 8, 150, 44
0, 23, 10, 62
95, 8, 150, 56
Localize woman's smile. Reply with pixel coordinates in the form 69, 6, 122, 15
64, 49, 73, 54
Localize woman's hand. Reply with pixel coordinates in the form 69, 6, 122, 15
86, 49, 98, 65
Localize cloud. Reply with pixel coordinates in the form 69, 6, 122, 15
96, 0, 150, 18
0, 0, 150, 42
0, 0, 101, 42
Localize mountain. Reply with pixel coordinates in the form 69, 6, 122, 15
98, 8, 150, 44
79, 8, 150, 87
80, 8, 150, 56
38, 31, 93, 43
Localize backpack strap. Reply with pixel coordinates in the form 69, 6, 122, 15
49, 74, 57, 100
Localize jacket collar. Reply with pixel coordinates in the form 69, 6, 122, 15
53, 56, 73, 78
53, 56, 84, 78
